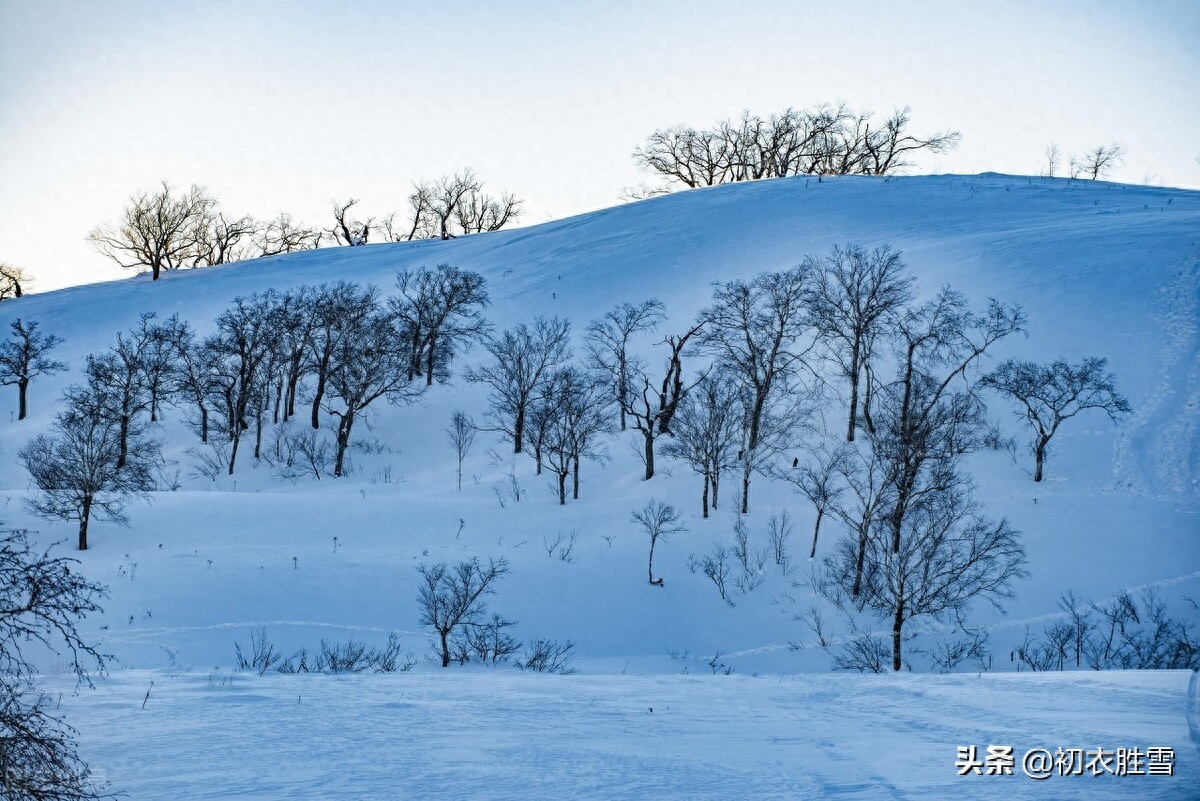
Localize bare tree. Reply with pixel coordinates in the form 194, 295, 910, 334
454, 185, 523, 235
468, 316, 572, 454
0, 527, 113, 798
773, 441, 849, 559
323, 303, 420, 477
632, 500, 686, 586
256, 212, 322, 256
816, 473, 1027, 671
305, 282, 374, 430
699, 266, 816, 512
0, 262, 30, 300
877, 287, 1024, 553
1044, 143, 1061, 178
326, 198, 374, 246
828, 442, 890, 598
429, 171, 479, 240
208, 291, 283, 474
663, 372, 742, 518
390, 264, 490, 386
585, 299, 666, 431
635, 104, 960, 187
19, 388, 158, 550
163, 319, 220, 443
859, 107, 961, 176
446, 411, 476, 491
805, 244, 914, 441
1073, 144, 1125, 180
417, 557, 509, 667
189, 208, 257, 267
982, 357, 1130, 482
625, 322, 706, 479
88, 181, 213, 281
0, 319, 66, 420
540, 367, 613, 503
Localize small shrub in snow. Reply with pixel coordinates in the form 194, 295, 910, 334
517, 639, 578, 674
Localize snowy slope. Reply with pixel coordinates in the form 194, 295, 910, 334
1, 173, 1198, 798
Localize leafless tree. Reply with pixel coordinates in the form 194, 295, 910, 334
305, 282, 375, 430
859, 107, 961, 175
585, 299, 666, 431
446, 411, 476, 491
323, 303, 421, 477
625, 322, 707, 479
982, 357, 1130, 482
0, 319, 66, 420
88, 181, 213, 281
428, 171, 479, 240
19, 387, 158, 550
635, 104, 960, 186
454, 185, 523, 235
417, 557, 509, 667
326, 198, 374, 246
256, 212, 322, 256
876, 287, 1024, 553
208, 291, 284, 474
663, 372, 742, 518
540, 367, 613, 503
467, 316, 572, 454
632, 500, 686, 586
390, 264, 490, 386
805, 244, 914, 441
0, 528, 114, 799
1044, 143, 1062, 178
1072, 144, 1125, 180
0, 262, 30, 300
162, 319, 219, 443
828, 442, 891, 598
773, 441, 850, 559
699, 266, 817, 512
816, 473, 1027, 671
189, 208, 257, 267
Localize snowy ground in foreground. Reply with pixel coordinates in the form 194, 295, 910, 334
51, 668, 1197, 800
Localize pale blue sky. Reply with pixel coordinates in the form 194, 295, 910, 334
2, 0, 1197, 291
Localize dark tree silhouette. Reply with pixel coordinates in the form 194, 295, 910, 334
19, 386, 158, 550
417, 557, 509, 667
982, 357, 1130, 482
390, 265, 490, 386
0, 319, 66, 420
585, 299, 666, 431
468, 317, 572, 454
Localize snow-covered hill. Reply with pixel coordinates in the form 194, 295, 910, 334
2, 173, 1197, 798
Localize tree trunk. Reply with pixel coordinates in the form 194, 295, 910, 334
701, 474, 710, 519
861, 361, 876, 435
425, 333, 437, 386
150, 392, 159, 423
1034, 436, 1049, 482
892, 593, 905, 672
513, 406, 524, 454
809, 507, 824, 559
254, 404, 264, 460
648, 540, 657, 584
78, 496, 92, 551
852, 522, 868, 597
273, 381, 283, 425
572, 456, 580, 500
557, 471, 567, 505
228, 431, 241, 475
456, 460, 463, 492
17, 378, 28, 420
334, 410, 355, 478
439, 629, 450, 668
740, 455, 752, 514
711, 471, 720, 511
199, 403, 209, 444
311, 372, 327, 430
846, 343, 861, 442
643, 430, 655, 480
117, 414, 130, 469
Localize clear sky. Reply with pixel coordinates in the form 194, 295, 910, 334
2, 0, 1197, 292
